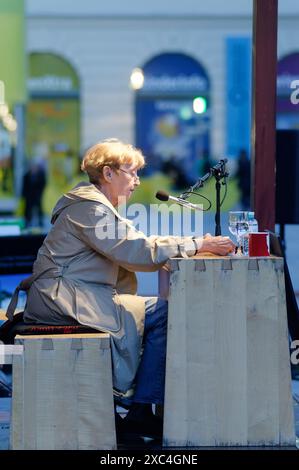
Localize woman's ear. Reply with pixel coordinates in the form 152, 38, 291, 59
102, 165, 112, 182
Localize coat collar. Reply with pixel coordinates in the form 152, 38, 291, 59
51, 181, 123, 223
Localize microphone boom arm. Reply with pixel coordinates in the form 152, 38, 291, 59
179, 158, 229, 236
180, 158, 228, 199
182, 169, 212, 196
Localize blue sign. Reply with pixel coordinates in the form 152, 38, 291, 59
225, 37, 252, 159
138, 52, 209, 97
135, 53, 211, 182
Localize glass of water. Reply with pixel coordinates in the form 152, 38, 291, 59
228, 211, 249, 255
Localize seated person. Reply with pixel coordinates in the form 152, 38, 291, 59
7, 139, 235, 439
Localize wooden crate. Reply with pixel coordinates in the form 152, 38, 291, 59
11, 333, 116, 450
163, 256, 295, 447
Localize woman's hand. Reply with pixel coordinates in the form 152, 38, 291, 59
196, 234, 235, 256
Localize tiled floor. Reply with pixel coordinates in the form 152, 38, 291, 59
117, 381, 299, 451
1, 384, 299, 450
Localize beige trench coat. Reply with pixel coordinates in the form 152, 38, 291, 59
20, 182, 197, 392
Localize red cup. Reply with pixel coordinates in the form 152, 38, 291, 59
248, 232, 270, 257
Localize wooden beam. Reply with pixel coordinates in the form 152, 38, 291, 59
251, 0, 278, 231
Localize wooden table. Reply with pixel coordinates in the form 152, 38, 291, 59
160, 255, 295, 446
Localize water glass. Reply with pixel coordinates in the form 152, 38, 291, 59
228, 211, 249, 255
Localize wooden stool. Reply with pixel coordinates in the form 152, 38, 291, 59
10, 333, 116, 450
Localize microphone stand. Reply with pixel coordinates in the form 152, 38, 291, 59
180, 159, 229, 236
214, 169, 225, 236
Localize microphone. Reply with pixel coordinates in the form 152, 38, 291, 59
155, 190, 202, 211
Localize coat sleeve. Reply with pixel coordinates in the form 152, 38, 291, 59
67, 202, 197, 272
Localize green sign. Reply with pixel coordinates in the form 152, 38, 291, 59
26, 53, 81, 215
28, 53, 80, 97
0, 0, 26, 106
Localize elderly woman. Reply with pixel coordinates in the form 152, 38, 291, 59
10, 139, 234, 439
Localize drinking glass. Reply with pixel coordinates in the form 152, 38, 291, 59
228, 211, 249, 255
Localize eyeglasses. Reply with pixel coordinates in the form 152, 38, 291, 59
118, 168, 140, 180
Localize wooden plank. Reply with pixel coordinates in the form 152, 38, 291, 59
184, 259, 217, 446
213, 259, 247, 445
276, 259, 296, 445
163, 261, 189, 445
23, 338, 38, 449
75, 338, 116, 449
10, 345, 24, 450
246, 259, 280, 444
53, 340, 78, 450
164, 259, 218, 446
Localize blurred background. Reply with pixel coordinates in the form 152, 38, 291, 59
1, 0, 299, 449
0, 0, 299, 293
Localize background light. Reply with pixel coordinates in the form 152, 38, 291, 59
180, 106, 192, 120
130, 68, 144, 90
193, 96, 207, 114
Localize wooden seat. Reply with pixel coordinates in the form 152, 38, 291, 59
2, 313, 117, 450
0, 311, 100, 344
10, 332, 117, 450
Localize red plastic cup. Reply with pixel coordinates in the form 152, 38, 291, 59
248, 232, 270, 257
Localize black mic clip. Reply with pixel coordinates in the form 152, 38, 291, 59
182, 158, 229, 196
210, 158, 229, 178
210, 158, 229, 188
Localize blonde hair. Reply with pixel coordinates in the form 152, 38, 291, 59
81, 138, 145, 184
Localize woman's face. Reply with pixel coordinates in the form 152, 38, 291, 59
103, 162, 140, 206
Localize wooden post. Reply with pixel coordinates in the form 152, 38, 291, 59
251, 0, 278, 231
